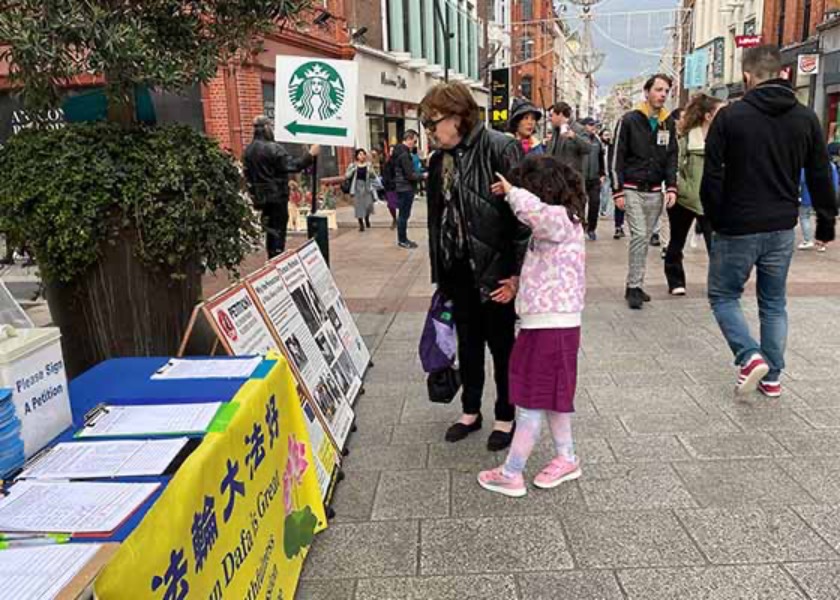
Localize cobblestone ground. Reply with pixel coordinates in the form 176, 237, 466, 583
296, 205, 840, 600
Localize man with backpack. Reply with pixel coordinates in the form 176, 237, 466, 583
383, 130, 424, 249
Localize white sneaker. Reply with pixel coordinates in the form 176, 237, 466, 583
817, 244, 827, 253
798, 241, 815, 250
670, 287, 686, 296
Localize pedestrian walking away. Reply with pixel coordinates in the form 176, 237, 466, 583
701, 45, 838, 397
477, 156, 586, 498
509, 98, 546, 157
243, 115, 320, 258
610, 74, 678, 309
383, 130, 424, 249
580, 117, 605, 241
798, 154, 839, 252
421, 81, 527, 452
547, 101, 592, 175
663, 94, 723, 295
345, 148, 377, 232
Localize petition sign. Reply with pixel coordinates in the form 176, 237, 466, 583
275, 57, 357, 147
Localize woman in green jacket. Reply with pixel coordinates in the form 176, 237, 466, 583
664, 94, 725, 295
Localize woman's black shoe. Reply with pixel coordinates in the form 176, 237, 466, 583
445, 415, 483, 442
487, 423, 516, 452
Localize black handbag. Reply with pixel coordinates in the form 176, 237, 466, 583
341, 176, 352, 194
426, 367, 461, 404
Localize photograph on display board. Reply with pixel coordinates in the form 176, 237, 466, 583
297, 241, 371, 378
300, 395, 339, 500
276, 252, 363, 407
203, 284, 277, 355
245, 264, 354, 449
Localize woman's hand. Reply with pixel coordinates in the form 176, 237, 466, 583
491, 276, 519, 304
492, 173, 512, 196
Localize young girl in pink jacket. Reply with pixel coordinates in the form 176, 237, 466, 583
479, 155, 586, 497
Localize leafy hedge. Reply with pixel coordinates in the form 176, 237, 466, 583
0, 123, 260, 284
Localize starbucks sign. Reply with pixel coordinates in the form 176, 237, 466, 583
276, 56, 357, 147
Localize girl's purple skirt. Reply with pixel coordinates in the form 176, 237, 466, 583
509, 327, 581, 413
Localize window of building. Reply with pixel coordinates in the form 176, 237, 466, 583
777, 2, 785, 46
802, 0, 812, 42
521, 76, 533, 99
522, 38, 533, 60
522, 0, 532, 21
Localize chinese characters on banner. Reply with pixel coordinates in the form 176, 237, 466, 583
95, 357, 326, 600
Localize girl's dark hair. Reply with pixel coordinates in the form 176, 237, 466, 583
355, 148, 367, 159
507, 155, 587, 225
678, 93, 724, 136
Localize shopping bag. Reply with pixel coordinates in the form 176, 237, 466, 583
419, 290, 461, 403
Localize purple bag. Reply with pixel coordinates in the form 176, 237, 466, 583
419, 291, 461, 403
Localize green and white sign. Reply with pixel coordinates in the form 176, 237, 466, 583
276, 56, 357, 147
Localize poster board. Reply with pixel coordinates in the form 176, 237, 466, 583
296, 241, 371, 384
245, 264, 341, 498
202, 285, 277, 356
95, 358, 326, 600
271, 254, 357, 450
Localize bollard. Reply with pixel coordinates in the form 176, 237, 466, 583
307, 214, 330, 266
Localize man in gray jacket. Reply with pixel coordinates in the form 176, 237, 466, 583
547, 101, 592, 175
580, 117, 605, 240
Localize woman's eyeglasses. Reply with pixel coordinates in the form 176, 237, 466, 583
422, 116, 447, 132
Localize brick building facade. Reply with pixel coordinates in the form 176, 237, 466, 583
763, 0, 825, 47
510, 0, 556, 108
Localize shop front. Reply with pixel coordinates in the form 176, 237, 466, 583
353, 46, 489, 161
780, 40, 819, 108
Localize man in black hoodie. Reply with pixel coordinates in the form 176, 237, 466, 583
384, 130, 424, 249
701, 45, 837, 398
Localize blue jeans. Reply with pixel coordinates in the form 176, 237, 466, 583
799, 205, 814, 243
707, 229, 795, 381
397, 190, 415, 244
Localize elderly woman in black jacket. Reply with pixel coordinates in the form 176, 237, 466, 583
420, 81, 529, 451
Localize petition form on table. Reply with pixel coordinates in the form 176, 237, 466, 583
0, 481, 159, 534
76, 402, 222, 438
151, 356, 262, 380
0, 543, 102, 600
20, 438, 188, 480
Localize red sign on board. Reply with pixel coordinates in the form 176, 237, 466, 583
735, 35, 763, 48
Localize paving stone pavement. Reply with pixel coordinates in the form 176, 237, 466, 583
295, 216, 840, 599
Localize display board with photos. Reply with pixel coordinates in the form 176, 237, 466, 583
245, 263, 344, 497
296, 240, 371, 385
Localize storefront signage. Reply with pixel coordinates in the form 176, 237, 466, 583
683, 50, 709, 89
798, 54, 820, 77
735, 35, 762, 48
276, 56, 358, 147
380, 72, 407, 89
490, 68, 510, 132
712, 38, 725, 78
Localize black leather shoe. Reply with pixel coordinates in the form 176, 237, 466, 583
445, 414, 482, 442
627, 287, 644, 310
487, 423, 516, 452
625, 287, 651, 303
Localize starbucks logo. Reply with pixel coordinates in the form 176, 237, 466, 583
288, 61, 345, 121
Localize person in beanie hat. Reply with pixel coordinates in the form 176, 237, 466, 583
509, 98, 546, 157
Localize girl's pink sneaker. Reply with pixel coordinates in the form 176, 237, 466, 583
534, 457, 581, 489
477, 467, 527, 498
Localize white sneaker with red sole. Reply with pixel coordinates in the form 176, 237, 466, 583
736, 353, 770, 395
758, 380, 782, 398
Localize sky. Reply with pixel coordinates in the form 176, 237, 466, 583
573, 0, 681, 92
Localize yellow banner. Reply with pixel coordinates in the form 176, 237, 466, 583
95, 356, 326, 600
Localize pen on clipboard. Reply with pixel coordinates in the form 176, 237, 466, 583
0, 533, 70, 549
154, 359, 175, 375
